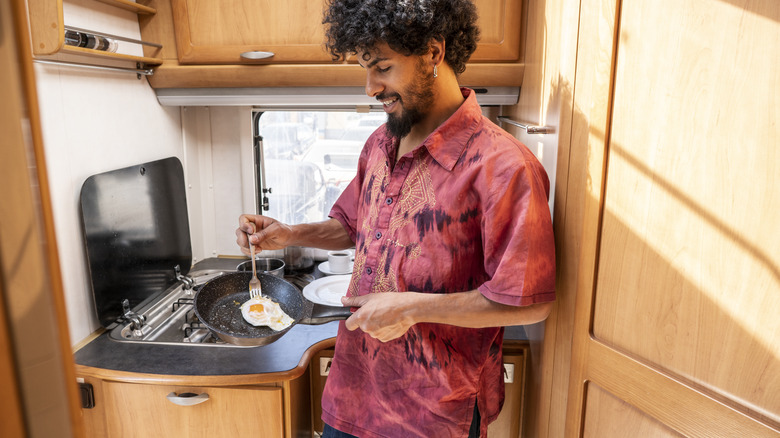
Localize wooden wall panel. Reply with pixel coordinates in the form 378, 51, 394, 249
592, 0, 780, 423
583, 383, 683, 437
505, 0, 583, 435
562, 0, 780, 435
0, 0, 83, 436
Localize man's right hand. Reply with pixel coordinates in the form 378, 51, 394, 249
236, 214, 295, 256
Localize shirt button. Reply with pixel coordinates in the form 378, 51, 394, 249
366, 267, 373, 275
375, 232, 382, 239
385, 197, 393, 205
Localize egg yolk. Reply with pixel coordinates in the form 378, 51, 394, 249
249, 303, 265, 313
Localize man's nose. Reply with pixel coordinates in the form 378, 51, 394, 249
365, 72, 383, 98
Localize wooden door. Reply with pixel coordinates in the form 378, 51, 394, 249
0, 0, 83, 436
564, 0, 780, 436
170, 0, 522, 64
95, 382, 284, 437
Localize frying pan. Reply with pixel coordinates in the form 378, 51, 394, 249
194, 272, 313, 346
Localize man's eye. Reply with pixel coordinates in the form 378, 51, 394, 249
377, 66, 390, 73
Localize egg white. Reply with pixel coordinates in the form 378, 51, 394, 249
240, 296, 294, 331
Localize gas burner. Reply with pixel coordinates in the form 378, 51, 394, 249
182, 320, 218, 344
110, 270, 250, 347
172, 297, 194, 312
108, 269, 314, 347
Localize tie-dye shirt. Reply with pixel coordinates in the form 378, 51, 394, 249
322, 88, 555, 438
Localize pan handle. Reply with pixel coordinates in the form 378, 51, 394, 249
166, 391, 210, 406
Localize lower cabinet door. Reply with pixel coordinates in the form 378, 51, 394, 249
99, 382, 284, 438
487, 347, 528, 438
312, 346, 528, 437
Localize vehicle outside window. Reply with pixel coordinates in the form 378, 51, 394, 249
256, 111, 386, 225
261, 122, 315, 159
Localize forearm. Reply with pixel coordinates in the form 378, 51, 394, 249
404, 290, 553, 328
343, 289, 553, 342
289, 218, 354, 250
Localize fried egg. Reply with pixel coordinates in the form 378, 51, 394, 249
240, 295, 294, 331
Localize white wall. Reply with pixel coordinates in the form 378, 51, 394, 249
180, 106, 257, 263
35, 0, 183, 345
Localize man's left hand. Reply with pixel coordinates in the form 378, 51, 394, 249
341, 293, 415, 343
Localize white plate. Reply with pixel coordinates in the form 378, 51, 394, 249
318, 261, 354, 275
302, 275, 351, 307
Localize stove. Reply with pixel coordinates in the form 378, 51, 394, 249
107, 268, 317, 347
79, 157, 344, 348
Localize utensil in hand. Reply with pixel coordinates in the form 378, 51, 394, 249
248, 234, 262, 299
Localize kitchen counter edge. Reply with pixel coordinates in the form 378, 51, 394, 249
73, 321, 340, 386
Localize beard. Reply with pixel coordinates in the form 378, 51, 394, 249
383, 60, 435, 139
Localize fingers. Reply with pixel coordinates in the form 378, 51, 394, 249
342, 294, 411, 342
236, 214, 292, 253
341, 295, 368, 308
345, 310, 404, 343
238, 214, 258, 234
235, 227, 252, 256
236, 214, 263, 255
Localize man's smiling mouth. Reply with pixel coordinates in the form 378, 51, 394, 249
381, 96, 398, 106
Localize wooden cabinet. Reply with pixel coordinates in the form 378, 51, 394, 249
310, 342, 528, 437
91, 382, 283, 437
169, 0, 521, 65
487, 343, 529, 438
534, 0, 780, 435
77, 370, 311, 438
310, 348, 332, 435
140, 0, 525, 88
170, 0, 333, 64
26, 0, 162, 66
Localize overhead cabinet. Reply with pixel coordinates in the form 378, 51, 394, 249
141, 0, 526, 88
170, 0, 333, 64
169, 0, 522, 64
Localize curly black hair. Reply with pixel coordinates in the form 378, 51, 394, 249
322, 0, 480, 75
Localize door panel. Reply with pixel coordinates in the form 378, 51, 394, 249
170, 0, 522, 64
100, 382, 284, 437
565, 0, 780, 435
594, 0, 780, 422
583, 383, 683, 437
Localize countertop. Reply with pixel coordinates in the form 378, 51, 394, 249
73, 257, 527, 384
74, 320, 340, 384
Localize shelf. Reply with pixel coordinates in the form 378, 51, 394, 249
61, 45, 162, 64
27, 0, 162, 70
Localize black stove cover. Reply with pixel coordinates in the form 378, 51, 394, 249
80, 157, 192, 327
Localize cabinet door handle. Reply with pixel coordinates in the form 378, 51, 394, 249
240, 51, 275, 60
166, 392, 210, 406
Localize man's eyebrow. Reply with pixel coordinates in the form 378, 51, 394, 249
360, 57, 389, 69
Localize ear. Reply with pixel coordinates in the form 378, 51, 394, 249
428, 37, 446, 68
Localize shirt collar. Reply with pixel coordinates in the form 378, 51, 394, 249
377, 88, 482, 172
422, 88, 482, 171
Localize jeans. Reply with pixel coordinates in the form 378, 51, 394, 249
322, 403, 481, 438
322, 423, 358, 438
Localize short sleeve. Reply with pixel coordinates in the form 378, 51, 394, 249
477, 150, 556, 306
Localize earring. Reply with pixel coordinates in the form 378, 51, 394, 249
433, 64, 438, 78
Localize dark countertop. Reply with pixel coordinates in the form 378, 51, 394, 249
74, 320, 340, 382
73, 257, 527, 384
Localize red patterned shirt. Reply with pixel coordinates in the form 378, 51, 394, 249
323, 88, 555, 437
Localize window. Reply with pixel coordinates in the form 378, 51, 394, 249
254, 111, 386, 225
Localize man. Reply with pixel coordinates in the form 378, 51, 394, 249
236, 1, 555, 436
